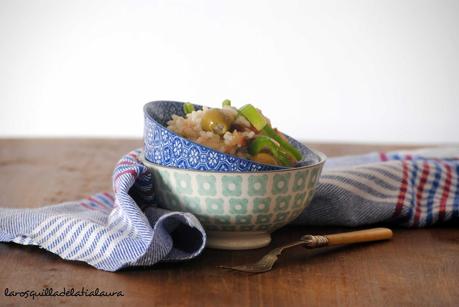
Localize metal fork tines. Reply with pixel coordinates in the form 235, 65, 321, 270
218, 228, 393, 273
218, 240, 307, 273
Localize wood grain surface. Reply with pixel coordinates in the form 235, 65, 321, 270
0, 139, 457, 307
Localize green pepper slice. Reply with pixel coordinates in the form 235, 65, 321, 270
248, 135, 293, 166
183, 102, 195, 114
222, 99, 231, 107
239, 104, 302, 161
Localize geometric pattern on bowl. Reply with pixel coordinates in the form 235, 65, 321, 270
147, 159, 324, 233
143, 100, 321, 172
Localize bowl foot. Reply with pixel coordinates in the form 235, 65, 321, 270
206, 231, 271, 250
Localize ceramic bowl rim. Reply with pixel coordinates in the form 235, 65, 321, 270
140, 149, 326, 174
143, 100, 320, 170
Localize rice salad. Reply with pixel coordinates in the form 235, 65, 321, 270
167, 100, 302, 167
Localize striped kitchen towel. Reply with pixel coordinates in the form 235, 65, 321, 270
0, 149, 207, 271
294, 147, 459, 227
0, 147, 458, 271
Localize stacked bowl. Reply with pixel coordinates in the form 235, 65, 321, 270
142, 101, 326, 250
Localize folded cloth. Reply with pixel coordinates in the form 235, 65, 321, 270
0, 149, 207, 271
0, 147, 458, 271
294, 147, 459, 227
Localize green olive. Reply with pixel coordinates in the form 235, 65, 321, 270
201, 109, 230, 135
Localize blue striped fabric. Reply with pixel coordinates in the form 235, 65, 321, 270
0, 147, 458, 271
294, 147, 459, 227
0, 150, 206, 271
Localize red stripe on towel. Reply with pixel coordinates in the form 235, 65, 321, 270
379, 152, 388, 161
114, 169, 138, 181
438, 163, 453, 222
394, 161, 410, 217
127, 152, 138, 159
413, 161, 430, 226
117, 161, 136, 166
79, 202, 97, 211
103, 192, 115, 201
87, 196, 110, 210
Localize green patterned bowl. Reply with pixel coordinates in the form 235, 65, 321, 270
141, 151, 326, 250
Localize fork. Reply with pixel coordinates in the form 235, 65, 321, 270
218, 228, 393, 273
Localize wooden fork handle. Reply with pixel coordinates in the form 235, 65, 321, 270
302, 228, 393, 248
325, 228, 393, 246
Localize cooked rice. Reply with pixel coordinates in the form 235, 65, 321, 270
167, 107, 256, 156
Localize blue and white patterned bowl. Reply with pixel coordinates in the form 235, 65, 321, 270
141, 150, 326, 249
144, 101, 320, 172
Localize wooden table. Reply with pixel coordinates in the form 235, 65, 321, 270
0, 139, 457, 307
